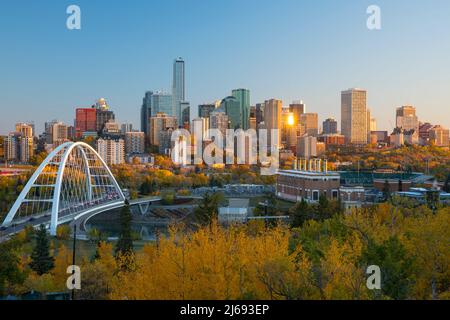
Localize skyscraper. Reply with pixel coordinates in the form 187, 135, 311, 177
341, 88, 368, 145
323, 118, 338, 134
210, 110, 229, 137
232, 89, 251, 130
198, 103, 217, 119
151, 91, 174, 117
97, 137, 125, 165
255, 103, 264, 124
149, 113, 177, 146
289, 101, 306, 125
220, 96, 241, 129
396, 106, 418, 128
396, 106, 419, 144
141, 91, 153, 135
172, 57, 185, 123
264, 99, 282, 149
299, 113, 319, 137
125, 131, 145, 154
75, 108, 97, 138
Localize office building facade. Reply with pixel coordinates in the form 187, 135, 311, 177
341, 88, 368, 145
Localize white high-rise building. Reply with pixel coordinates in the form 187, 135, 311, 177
97, 138, 125, 165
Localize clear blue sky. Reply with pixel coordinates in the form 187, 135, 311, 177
1, 0, 449, 135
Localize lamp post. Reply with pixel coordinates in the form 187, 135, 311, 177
71, 224, 77, 300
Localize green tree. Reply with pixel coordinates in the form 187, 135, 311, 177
291, 199, 310, 228
382, 180, 391, 201
29, 224, 55, 275
361, 237, 415, 299
115, 204, 134, 257
0, 239, 26, 296
194, 192, 224, 225
443, 174, 450, 193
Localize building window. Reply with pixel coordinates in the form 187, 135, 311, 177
312, 191, 319, 201
332, 190, 338, 199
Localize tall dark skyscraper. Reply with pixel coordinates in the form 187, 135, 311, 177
323, 118, 338, 134
141, 91, 153, 136
172, 57, 185, 124
232, 89, 250, 130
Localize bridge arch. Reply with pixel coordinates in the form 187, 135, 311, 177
2, 142, 125, 235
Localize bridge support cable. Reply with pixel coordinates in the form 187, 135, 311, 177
1, 142, 125, 235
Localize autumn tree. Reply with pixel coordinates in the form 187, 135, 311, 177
0, 239, 26, 296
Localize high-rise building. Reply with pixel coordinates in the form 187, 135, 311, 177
221, 96, 241, 130
366, 109, 371, 142
323, 118, 338, 134
4, 129, 33, 163
299, 113, 319, 137
125, 131, 145, 154
180, 101, 190, 127
96, 108, 115, 133
159, 128, 176, 155
341, 88, 368, 145
51, 122, 69, 146
102, 120, 121, 136
14, 123, 34, 162
172, 57, 185, 123
281, 110, 296, 148
141, 91, 153, 136
75, 108, 97, 138
232, 89, 251, 130
297, 136, 320, 159
370, 118, 377, 131
121, 123, 133, 134
149, 113, 177, 146
192, 117, 210, 141
264, 99, 282, 149
5, 132, 20, 161
396, 106, 419, 143
429, 125, 449, 147
151, 91, 174, 117
97, 137, 125, 165
67, 126, 76, 140
289, 101, 306, 125
419, 122, 434, 145
210, 110, 229, 137
255, 103, 264, 124
19, 136, 33, 163
15, 123, 33, 137
182, 105, 190, 129
198, 103, 216, 119
0, 136, 5, 160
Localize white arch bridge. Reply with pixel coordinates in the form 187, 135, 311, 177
1, 142, 126, 236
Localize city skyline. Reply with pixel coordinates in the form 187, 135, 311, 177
1, 0, 450, 134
